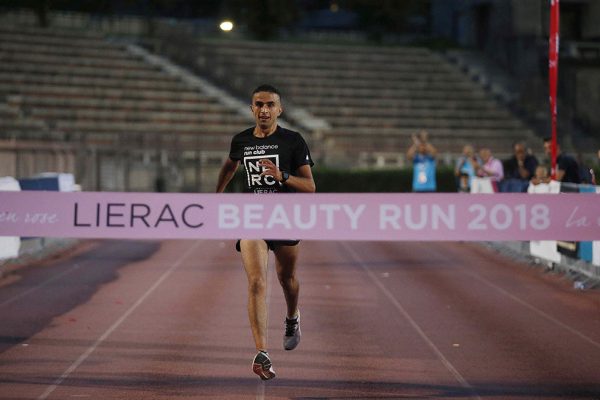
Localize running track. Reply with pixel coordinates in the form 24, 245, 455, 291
0, 240, 599, 399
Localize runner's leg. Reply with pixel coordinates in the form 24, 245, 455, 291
240, 239, 270, 351
273, 244, 300, 318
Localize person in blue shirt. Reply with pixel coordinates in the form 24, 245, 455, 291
407, 130, 438, 192
454, 144, 480, 192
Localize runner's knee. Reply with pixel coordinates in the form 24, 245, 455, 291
248, 277, 267, 296
277, 270, 297, 288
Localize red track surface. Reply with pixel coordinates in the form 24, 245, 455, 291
0, 239, 599, 399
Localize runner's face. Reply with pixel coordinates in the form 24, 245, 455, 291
251, 92, 282, 131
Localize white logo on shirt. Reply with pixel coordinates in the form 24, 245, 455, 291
244, 155, 279, 188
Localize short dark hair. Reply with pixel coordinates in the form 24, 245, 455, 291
252, 84, 281, 98
543, 136, 561, 146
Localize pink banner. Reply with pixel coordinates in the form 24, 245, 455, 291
1, 192, 599, 241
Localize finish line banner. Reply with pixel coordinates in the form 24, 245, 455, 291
1, 192, 599, 241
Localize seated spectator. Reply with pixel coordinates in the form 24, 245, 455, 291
407, 130, 437, 192
454, 144, 480, 192
502, 141, 538, 192
542, 137, 581, 184
528, 165, 560, 193
576, 153, 595, 184
458, 172, 470, 193
504, 141, 538, 180
473, 148, 504, 182
530, 165, 551, 185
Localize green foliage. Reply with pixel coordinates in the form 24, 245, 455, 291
226, 166, 458, 193
313, 166, 457, 192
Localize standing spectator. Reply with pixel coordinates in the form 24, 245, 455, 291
542, 137, 581, 184
502, 141, 538, 192
473, 148, 504, 182
454, 144, 480, 191
407, 130, 437, 192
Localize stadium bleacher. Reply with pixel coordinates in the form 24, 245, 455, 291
0, 25, 253, 190
1, 23, 544, 187
196, 39, 540, 167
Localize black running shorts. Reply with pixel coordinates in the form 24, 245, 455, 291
235, 240, 300, 252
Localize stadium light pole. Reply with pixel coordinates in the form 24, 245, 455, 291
548, 0, 560, 180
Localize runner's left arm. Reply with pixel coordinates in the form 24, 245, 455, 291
259, 159, 316, 193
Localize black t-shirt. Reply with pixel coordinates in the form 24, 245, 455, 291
556, 153, 581, 184
504, 155, 538, 180
229, 126, 314, 193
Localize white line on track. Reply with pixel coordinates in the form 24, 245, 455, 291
256, 381, 265, 400
341, 242, 481, 400
0, 262, 86, 308
37, 241, 201, 400
464, 270, 600, 350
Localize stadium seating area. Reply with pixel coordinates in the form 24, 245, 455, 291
1, 24, 542, 188
0, 26, 252, 190
196, 39, 540, 166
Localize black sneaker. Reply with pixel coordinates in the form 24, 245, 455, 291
283, 312, 301, 351
252, 351, 276, 380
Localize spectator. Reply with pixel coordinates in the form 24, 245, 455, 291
504, 141, 538, 180
407, 130, 437, 192
502, 141, 538, 192
530, 165, 551, 186
528, 165, 561, 193
454, 144, 480, 192
576, 153, 595, 184
458, 172, 470, 193
473, 148, 504, 182
542, 137, 581, 184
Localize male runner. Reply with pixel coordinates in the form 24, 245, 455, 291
215, 84, 315, 380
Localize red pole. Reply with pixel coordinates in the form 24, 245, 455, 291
549, 0, 560, 179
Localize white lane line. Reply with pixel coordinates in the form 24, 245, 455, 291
37, 241, 201, 400
464, 270, 600, 350
255, 381, 265, 400
341, 242, 481, 400
0, 262, 86, 308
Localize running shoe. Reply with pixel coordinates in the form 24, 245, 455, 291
252, 350, 276, 380
283, 312, 301, 350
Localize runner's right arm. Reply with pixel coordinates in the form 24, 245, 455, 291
216, 158, 240, 193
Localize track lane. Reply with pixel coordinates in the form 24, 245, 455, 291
341, 241, 600, 399
0, 239, 599, 399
